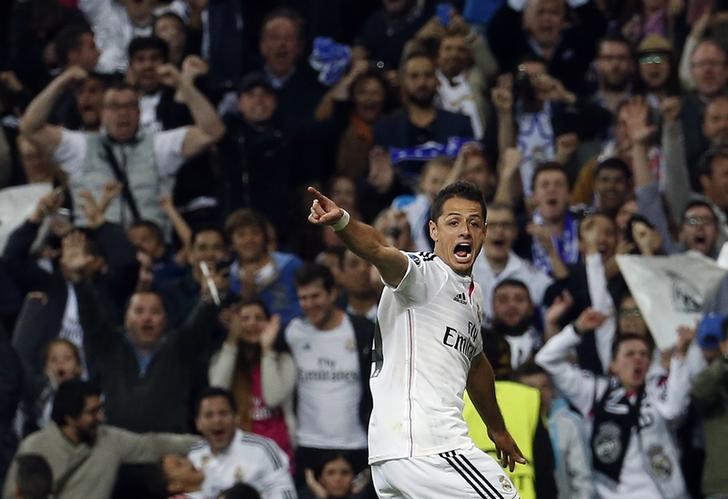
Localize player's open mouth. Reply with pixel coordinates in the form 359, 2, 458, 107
454, 243, 472, 261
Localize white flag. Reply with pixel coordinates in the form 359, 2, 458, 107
616, 253, 727, 350
0, 183, 53, 253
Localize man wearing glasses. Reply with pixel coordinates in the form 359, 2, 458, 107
18, 64, 225, 230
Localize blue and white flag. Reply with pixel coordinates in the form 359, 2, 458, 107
309, 37, 351, 87
616, 253, 727, 350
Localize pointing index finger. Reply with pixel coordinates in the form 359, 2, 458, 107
307, 186, 330, 204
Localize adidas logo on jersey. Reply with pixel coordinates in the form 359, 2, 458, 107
452, 292, 467, 304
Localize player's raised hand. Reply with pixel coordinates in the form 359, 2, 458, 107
488, 429, 527, 472
307, 186, 344, 226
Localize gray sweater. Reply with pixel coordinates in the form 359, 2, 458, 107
3, 422, 197, 499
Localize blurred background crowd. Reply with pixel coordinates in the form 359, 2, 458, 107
1, 0, 728, 497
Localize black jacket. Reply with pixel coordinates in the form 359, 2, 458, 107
487, 0, 606, 96
76, 281, 218, 433
349, 313, 375, 430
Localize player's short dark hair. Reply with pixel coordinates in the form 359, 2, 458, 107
16, 454, 53, 499
195, 387, 237, 417
493, 278, 530, 296
430, 181, 487, 222
128, 35, 169, 62
295, 263, 335, 292
594, 157, 631, 180
224, 209, 269, 242
531, 162, 568, 192
611, 332, 653, 359
219, 483, 262, 499
54, 23, 93, 67
130, 219, 164, 243
51, 379, 101, 426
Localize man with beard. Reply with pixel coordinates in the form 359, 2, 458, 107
3, 380, 197, 499
126, 36, 193, 133
374, 51, 473, 188
74, 73, 107, 132
590, 158, 632, 218
49, 24, 102, 130
483, 279, 543, 380
428, 23, 496, 139
473, 204, 552, 327
592, 35, 634, 116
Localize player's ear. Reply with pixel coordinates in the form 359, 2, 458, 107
429, 220, 438, 242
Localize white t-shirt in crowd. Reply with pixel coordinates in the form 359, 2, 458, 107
436, 70, 483, 139
53, 128, 188, 180
368, 251, 484, 464
285, 314, 367, 449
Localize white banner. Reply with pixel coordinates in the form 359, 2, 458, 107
616, 253, 727, 350
0, 183, 52, 253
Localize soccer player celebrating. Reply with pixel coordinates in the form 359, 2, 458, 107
307, 181, 525, 498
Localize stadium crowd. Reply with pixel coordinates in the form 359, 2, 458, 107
0, 0, 727, 497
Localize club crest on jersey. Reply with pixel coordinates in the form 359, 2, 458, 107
498, 475, 513, 493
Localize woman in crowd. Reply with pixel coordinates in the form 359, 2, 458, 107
208, 299, 295, 460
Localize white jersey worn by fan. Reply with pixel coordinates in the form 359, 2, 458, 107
369, 251, 519, 498
187, 429, 297, 499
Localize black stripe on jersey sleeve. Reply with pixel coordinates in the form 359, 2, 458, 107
240, 434, 284, 469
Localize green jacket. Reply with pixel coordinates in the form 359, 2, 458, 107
2, 422, 197, 499
691, 357, 728, 495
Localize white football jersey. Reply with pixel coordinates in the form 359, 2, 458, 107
368, 251, 484, 464
187, 430, 297, 499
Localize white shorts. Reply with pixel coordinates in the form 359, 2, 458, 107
371, 446, 520, 499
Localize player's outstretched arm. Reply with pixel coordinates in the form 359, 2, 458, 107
467, 352, 527, 472
307, 186, 408, 287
